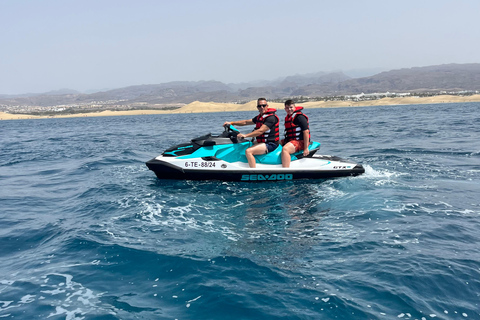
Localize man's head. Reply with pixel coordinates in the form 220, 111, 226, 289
284, 99, 295, 115
257, 98, 268, 114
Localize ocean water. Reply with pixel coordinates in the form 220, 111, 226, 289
1, 103, 479, 320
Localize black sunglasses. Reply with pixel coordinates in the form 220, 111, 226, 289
257, 104, 268, 108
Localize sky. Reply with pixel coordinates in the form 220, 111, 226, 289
1, 0, 479, 94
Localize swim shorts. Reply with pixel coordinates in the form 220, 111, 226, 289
265, 142, 279, 153
287, 140, 305, 153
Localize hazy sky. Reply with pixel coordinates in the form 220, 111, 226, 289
1, 0, 479, 94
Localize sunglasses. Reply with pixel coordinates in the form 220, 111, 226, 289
257, 104, 268, 108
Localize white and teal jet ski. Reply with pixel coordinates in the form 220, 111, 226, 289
146, 125, 364, 181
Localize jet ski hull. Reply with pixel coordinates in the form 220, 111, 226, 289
146, 155, 365, 182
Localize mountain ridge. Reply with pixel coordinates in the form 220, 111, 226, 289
1, 63, 479, 107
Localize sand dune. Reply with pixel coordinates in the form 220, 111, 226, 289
2, 94, 480, 120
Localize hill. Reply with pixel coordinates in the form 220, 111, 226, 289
332, 63, 480, 94
1, 63, 479, 110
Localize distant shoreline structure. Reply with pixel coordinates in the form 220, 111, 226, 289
2, 94, 480, 121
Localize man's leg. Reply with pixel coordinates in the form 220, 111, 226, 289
281, 142, 296, 168
245, 143, 267, 168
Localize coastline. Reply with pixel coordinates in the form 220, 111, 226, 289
2, 94, 480, 121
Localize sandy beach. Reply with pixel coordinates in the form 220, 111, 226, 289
1, 94, 480, 121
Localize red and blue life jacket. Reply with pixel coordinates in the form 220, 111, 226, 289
284, 106, 310, 142
254, 108, 280, 143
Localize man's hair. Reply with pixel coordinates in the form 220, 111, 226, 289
257, 97, 267, 104
284, 99, 295, 106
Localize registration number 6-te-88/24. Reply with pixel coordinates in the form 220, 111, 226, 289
184, 161, 216, 168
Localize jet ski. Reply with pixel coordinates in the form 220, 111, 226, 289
146, 125, 365, 181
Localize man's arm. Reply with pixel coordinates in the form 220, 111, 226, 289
295, 115, 310, 155
238, 116, 276, 139
302, 129, 310, 156
238, 124, 270, 139
224, 119, 254, 127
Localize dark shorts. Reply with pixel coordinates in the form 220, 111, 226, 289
265, 142, 279, 153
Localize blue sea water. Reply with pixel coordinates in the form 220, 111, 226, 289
1, 103, 479, 319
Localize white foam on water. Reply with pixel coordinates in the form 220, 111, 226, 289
19, 295, 35, 304
310, 183, 346, 203
458, 209, 476, 215
47, 306, 84, 320
437, 201, 453, 208
110, 164, 145, 181
323, 185, 347, 200
136, 199, 242, 242
40, 288, 65, 295
383, 238, 419, 245
352, 164, 410, 189
383, 201, 410, 214
0, 273, 116, 319
362, 164, 404, 179
399, 202, 479, 217
103, 193, 245, 250
185, 295, 202, 308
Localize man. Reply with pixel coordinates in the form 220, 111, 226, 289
281, 99, 310, 168
223, 98, 279, 168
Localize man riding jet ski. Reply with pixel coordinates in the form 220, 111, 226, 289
223, 97, 281, 168
145, 125, 365, 182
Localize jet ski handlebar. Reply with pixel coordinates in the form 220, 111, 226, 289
223, 124, 244, 143
223, 124, 240, 132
